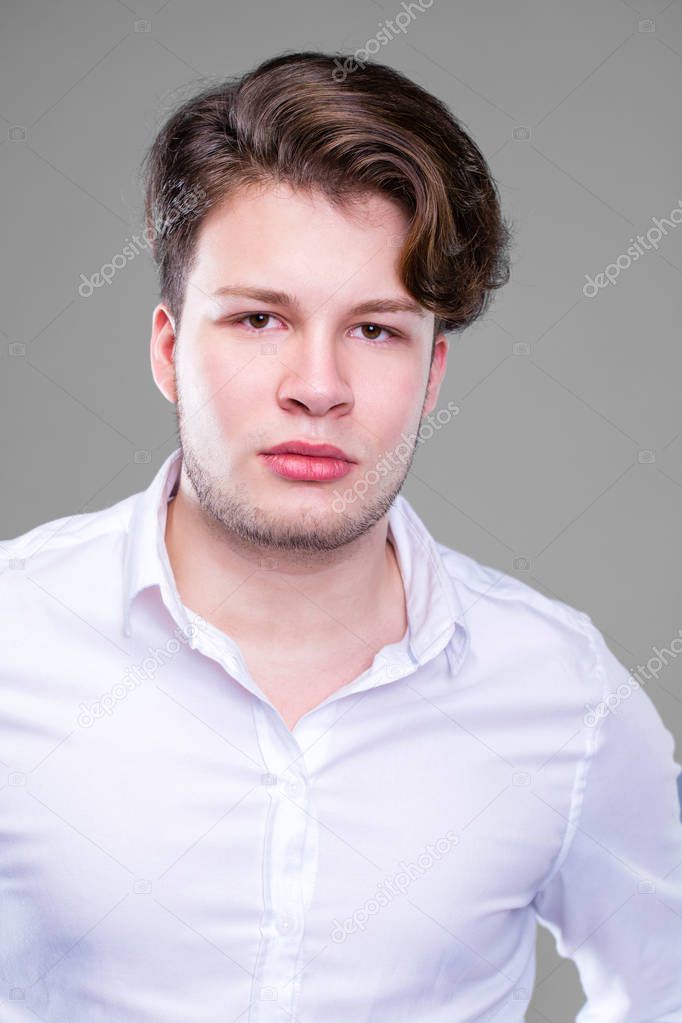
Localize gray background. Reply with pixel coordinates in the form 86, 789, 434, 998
2, 0, 681, 1018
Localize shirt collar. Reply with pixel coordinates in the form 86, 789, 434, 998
122, 447, 469, 669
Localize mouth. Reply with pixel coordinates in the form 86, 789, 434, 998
261, 441, 355, 462
259, 441, 356, 482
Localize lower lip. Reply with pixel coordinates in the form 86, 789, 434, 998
260, 452, 355, 481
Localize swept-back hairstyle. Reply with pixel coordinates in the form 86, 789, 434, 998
140, 51, 512, 349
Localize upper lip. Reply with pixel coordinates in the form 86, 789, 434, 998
262, 440, 355, 462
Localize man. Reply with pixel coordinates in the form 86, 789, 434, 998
1, 51, 681, 1023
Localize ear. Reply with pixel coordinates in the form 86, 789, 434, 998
421, 333, 449, 419
149, 303, 177, 404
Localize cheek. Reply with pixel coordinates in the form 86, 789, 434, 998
188, 343, 245, 405
358, 367, 424, 431
200, 349, 270, 438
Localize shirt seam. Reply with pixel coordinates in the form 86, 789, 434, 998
533, 613, 610, 894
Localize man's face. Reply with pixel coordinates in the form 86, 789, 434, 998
151, 181, 448, 554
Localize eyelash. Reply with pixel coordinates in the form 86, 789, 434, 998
227, 313, 401, 346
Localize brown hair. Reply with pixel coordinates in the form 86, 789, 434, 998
140, 50, 513, 351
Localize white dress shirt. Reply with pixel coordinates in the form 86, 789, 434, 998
1, 445, 681, 1023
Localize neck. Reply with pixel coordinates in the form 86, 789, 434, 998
164, 478, 407, 653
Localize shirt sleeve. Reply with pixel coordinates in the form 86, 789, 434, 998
531, 617, 682, 1022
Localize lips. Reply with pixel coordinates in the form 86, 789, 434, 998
262, 441, 355, 462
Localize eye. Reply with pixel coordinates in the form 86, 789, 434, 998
229, 313, 400, 344
233, 313, 283, 332
348, 323, 398, 344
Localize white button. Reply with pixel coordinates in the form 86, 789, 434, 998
284, 779, 301, 797
276, 914, 293, 935
261, 773, 279, 787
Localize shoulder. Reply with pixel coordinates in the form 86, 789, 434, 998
435, 539, 604, 703
436, 539, 591, 634
0, 493, 136, 599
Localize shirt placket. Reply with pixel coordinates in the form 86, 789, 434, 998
246, 700, 337, 1023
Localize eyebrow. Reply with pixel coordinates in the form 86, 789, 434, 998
210, 285, 427, 319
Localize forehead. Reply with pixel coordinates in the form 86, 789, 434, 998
188, 182, 416, 310
194, 180, 409, 256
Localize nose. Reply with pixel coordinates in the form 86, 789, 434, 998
274, 330, 354, 417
